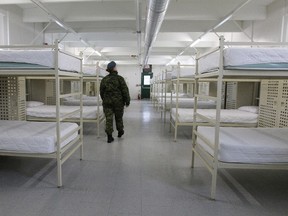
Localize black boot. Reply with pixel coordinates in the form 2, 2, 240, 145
118, 130, 124, 138
107, 135, 114, 143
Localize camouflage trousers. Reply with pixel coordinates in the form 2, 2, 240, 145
103, 106, 124, 135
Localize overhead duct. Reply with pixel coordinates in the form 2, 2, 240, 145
142, 0, 170, 66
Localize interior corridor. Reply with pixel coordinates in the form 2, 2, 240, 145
0, 100, 288, 216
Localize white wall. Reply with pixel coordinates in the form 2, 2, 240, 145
114, 65, 163, 100
242, 0, 288, 42
116, 65, 141, 100
0, 5, 44, 45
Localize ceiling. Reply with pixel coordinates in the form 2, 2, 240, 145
0, 0, 276, 66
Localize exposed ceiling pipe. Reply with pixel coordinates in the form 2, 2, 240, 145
166, 0, 252, 66
136, 0, 142, 66
142, 0, 170, 66
30, 0, 108, 60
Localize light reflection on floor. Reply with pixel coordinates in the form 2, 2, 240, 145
142, 110, 151, 122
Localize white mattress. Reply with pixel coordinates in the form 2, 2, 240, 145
171, 108, 258, 124
197, 127, 288, 163
83, 66, 108, 77
161, 98, 216, 109
154, 92, 188, 98
27, 105, 103, 119
199, 48, 288, 73
172, 67, 195, 78
63, 96, 102, 106
63, 100, 102, 106
0, 120, 78, 154
0, 50, 81, 72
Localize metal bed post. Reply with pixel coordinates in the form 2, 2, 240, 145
79, 53, 84, 160
192, 53, 199, 168
153, 80, 155, 104
164, 69, 167, 123
96, 62, 101, 138
161, 70, 164, 118
211, 36, 225, 199
165, 69, 171, 123
174, 63, 181, 142
169, 74, 173, 133
157, 74, 160, 111
54, 40, 62, 187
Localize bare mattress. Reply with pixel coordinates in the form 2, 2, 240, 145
0, 120, 78, 154
197, 127, 288, 163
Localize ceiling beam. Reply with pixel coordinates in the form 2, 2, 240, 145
0, 0, 132, 4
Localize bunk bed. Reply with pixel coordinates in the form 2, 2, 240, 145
154, 65, 196, 123
191, 36, 288, 199
171, 106, 258, 141
151, 72, 168, 111
168, 64, 197, 138
0, 41, 83, 187
27, 63, 106, 137
26, 104, 102, 120
70, 64, 105, 137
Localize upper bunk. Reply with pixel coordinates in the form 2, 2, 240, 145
167, 65, 196, 83
82, 64, 108, 80
196, 36, 288, 80
0, 41, 82, 77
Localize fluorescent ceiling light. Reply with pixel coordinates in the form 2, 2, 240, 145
54, 20, 64, 28
80, 39, 89, 47
189, 38, 201, 47
212, 15, 233, 30
95, 51, 102, 57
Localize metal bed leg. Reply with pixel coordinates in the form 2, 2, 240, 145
210, 168, 218, 200
97, 118, 100, 138
169, 115, 172, 133
174, 124, 178, 142
57, 158, 63, 187
191, 151, 195, 168
191, 126, 196, 168
80, 142, 83, 160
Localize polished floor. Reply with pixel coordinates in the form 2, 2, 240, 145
0, 101, 288, 216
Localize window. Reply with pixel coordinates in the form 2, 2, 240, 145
0, 10, 8, 45
0, 12, 4, 45
143, 75, 150, 86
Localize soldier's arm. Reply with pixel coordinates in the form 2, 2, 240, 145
100, 79, 105, 100
119, 77, 130, 105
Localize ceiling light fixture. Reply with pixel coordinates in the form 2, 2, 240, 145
54, 20, 64, 28
189, 38, 201, 48
165, 0, 251, 66
31, 0, 107, 60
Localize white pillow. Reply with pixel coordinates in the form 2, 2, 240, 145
238, 106, 259, 114
26, 101, 44, 108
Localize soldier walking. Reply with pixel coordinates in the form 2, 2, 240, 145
100, 61, 130, 143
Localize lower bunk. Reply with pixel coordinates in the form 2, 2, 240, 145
170, 106, 258, 141
192, 126, 288, 199
26, 104, 105, 137
0, 120, 83, 186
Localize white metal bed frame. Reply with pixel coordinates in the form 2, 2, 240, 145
77, 63, 105, 137
167, 63, 195, 141
26, 63, 105, 138
0, 41, 84, 187
191, 36, 288, 199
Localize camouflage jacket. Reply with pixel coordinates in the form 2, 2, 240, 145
100, 72, 130, 108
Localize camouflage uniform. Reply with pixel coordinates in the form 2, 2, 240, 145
100, 72, 130, 135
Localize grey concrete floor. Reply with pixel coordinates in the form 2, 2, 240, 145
0, 100, 288, 216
